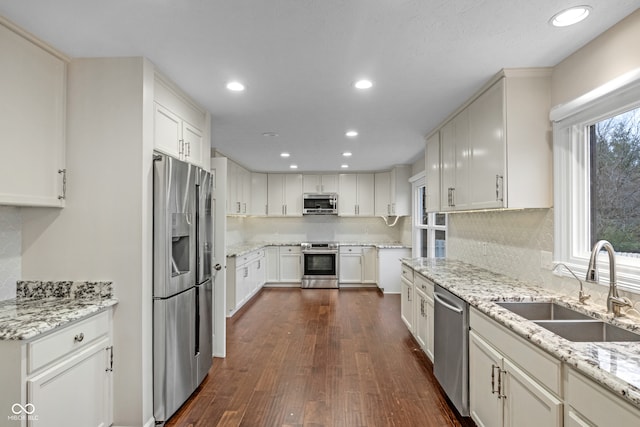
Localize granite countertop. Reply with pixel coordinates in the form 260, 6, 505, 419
0, 281, 118, 340
227, 241, 410, 257
401, 258, 640, 409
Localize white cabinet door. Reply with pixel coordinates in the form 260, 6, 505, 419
338, 174, 358, 215
339, 174, 374, 216
414, 287, 428, 350
357, 173, 375, 216
362, 247, 377, 283
28, 338, 111, 427
374, 172, 391, 216
182, 120, 205, 169
400, 277, 414, 332
240, 168, 251, 215
283, 174, 303, 216
319, 174, 338, 193
468, 78, 506, 209
235, 265, 248, 307
389, 166, 411, 216
469, 331, 504, 427
0, 23, 66, 207
267, 174, 285, 216
268, 174, 302, 216
154, 103, 183, 159
250, 172, 268, 216
339, 253, 362, 283
265, 247, 280, 282
304, 174, 338, 193
425, 132, 441, 213
279, 247, 301, 282
425, 296, 434, 362
503, 358, 563, 427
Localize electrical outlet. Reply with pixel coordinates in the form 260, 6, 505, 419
540, 250, 553, 270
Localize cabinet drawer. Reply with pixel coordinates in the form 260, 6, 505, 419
567, 368, 640, 426
340, 246, 362, 254
28, 311, 110, 374
470, 308, 561, 395
280, 246, 301, 255
237, 249, 265, 265
401, 264, 414, 282
414, 274, 433, 297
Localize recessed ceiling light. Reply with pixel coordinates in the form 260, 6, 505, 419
343, 152, 352, 157
550, 6, 591, 27
345, 130, 358, 137
226, 81, 245, 92
354, 79, 373, 90
280, 152, 290, 158
262, 132, 279, 137
341, 164, 349, 169
290, 164, 298, 169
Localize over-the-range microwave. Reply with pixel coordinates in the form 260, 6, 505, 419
303, 193, 338, 215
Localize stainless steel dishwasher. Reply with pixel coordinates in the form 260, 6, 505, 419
433, 284, 469, 416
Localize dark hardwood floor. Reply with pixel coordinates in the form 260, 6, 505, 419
166, 288, 475, 427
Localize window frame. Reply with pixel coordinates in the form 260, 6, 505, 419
411, 172, 446, 259
553, 68, 640, 293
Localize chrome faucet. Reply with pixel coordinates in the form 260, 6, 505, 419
585, 240, 632, 316
553, 263, 590, 304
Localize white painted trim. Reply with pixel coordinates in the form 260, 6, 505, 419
550, 67, 640, 122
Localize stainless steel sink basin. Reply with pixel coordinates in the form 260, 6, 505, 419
496, 302, 592, 321
534, 320, 640, 342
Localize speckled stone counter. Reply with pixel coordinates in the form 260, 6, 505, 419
0, 281, 118, 340
401, 258, 640, 409
227, 241, 410, 257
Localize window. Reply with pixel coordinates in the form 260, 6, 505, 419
553, 69, 640, 292
411, 174, 446, 258
589, 107, 640, 255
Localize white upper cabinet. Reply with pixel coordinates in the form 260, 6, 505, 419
250, 172, 268, 216
226, 160, 251, 215
338, 173, 374, 216
440, 109, 470, 211
153, 75, 210, 169
468, 71, 551, 209
0, 19, 67, 207
425, 132, 440, 213
434, 69, 551, 212
302, 174, 338, 194
375, 167, 411, 216
267, 173, 303, 216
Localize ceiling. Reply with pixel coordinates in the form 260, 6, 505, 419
1, 1, 639, 173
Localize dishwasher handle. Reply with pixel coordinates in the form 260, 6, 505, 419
434, 292, 464, 314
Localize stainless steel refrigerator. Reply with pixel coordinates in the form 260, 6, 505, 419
153, 153, 213, 424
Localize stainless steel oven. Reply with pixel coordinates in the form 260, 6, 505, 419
301, 242, 339, 288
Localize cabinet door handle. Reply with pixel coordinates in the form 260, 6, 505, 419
105, 345, 114, 372
496, 174, 504, 202
498, 368, 507, 399
243, 202, 247, 213
186, 141, 191, 157
179, 139, 185, 156
491, 364, 497, 394
74, 332, 84, 343
58, 169, 67, 200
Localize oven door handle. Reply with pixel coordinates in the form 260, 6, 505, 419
433, 292, 464, 314
303, 251, 338, 255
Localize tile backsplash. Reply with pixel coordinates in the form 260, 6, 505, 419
0, 207, 21, 301
448, 208, 640, 318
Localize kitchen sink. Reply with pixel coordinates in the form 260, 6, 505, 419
496, 302, 592, 321
534, 320, 640, 342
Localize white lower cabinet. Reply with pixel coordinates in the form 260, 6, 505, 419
400, 276, 414, 332
339, 246, 376, 285
413, 274, 434, 361
0, 310, 113, 427
469, 331, 562, 427
226, 249, 266, 316
566, 367, 640, 426
470, 308, 562, 427
278, 246, 302, 283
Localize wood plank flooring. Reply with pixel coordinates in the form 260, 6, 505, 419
166, 288, 475, 427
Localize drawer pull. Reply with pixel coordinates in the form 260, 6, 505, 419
74, 333, 85, 343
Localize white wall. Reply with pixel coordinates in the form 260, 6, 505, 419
21, 57, 155, 427
228, 215, 404, 245
0, 207, 21, 300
